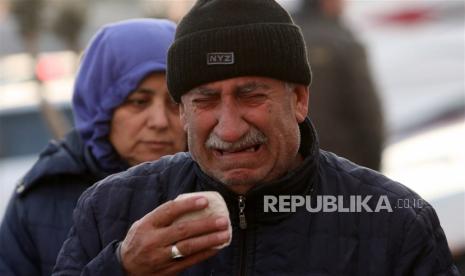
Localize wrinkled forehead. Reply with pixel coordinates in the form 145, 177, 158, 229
182, 76, 284, 99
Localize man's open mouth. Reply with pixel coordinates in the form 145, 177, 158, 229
215, 144, 262, 156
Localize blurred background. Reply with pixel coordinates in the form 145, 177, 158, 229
0, 0, 464, 270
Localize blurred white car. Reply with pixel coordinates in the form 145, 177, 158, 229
383, 115, 465, 257
0, 51, 74, 219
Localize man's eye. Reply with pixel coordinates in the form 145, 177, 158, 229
192, 97, 217, 108
193, 98, 210, 103
244, 93, 265, 99
241, 86, 256, 93
241, 93, 266, 104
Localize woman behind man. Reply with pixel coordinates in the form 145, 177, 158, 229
0, 18, 186, 275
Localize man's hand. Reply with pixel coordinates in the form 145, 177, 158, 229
120, 196, 230, 275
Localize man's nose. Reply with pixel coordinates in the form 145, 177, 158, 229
147, 102, 169, 129
213, 102, 248, 142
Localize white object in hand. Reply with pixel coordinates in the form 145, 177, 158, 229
174, 191, 232, 249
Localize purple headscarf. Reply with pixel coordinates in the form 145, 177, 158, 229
72, 18, 176, 172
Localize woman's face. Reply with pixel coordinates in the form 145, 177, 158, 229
109, 72, 186, 166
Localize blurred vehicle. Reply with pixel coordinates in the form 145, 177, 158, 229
382, 111, 465, 271
343, 0, 464, 142
0, 52, 74, 220
346, 0, 464, 270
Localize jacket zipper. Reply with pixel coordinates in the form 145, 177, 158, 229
238, 195, 247, 229
238, 195, 247, 276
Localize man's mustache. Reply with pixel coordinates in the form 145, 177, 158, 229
205, 127, 267, 152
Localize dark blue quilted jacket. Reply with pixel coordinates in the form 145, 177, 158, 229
53, 121, 459, 275
0, 131, 108, 276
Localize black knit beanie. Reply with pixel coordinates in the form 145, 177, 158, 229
167, 0, 312, 103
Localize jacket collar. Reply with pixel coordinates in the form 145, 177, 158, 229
194, 117, 320, 224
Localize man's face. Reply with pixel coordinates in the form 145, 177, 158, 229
180, 76, 309, 194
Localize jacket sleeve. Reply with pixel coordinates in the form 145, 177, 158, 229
52, 188, 125, 276
394, 204, 460, 275
0, 194, 41, 276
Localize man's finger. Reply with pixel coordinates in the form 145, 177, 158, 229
156, 229, 230, 266
157, 215, 229, 246
174, 229, 230, 257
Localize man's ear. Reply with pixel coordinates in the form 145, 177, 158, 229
293, 85, 309, 123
